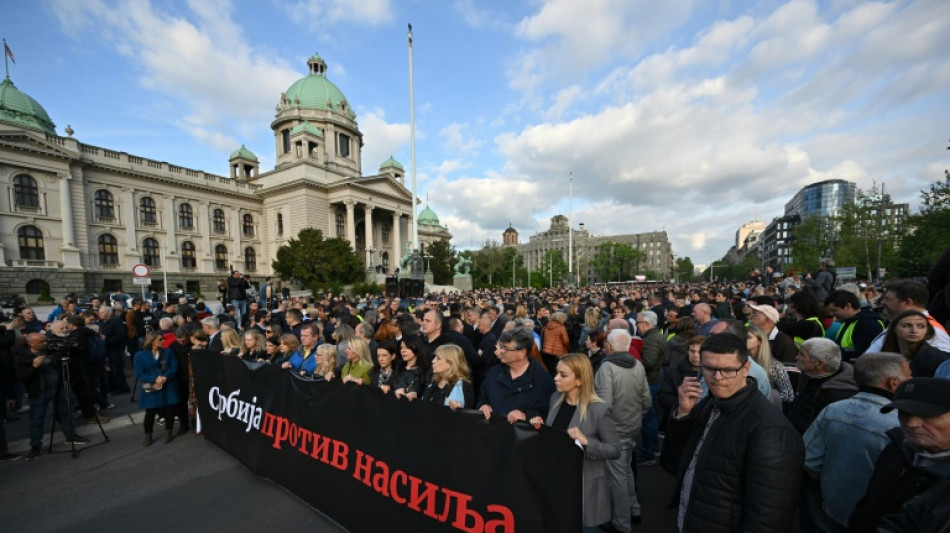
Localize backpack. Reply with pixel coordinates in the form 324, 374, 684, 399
87, 335, 107, 365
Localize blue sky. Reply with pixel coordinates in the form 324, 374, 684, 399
4, 0, 949, 267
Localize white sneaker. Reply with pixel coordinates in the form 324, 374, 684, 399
16, 405, 29, 414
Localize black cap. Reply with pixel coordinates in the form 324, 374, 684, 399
881, 378, 950, 418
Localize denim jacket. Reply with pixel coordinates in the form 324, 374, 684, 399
803, 390, 899, 526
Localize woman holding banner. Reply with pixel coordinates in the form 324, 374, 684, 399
314, 344, 338, 381
369, 340, 401, 393
341, 338, 373, 385
393, 335, 430, 400
422, 344, 474, 410
532, 353, 620, 532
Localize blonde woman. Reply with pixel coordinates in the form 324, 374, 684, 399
218, 329, 241, 356
341, 337, 373, 385
421, 344, 474, 410
579, 307, 602, 350
532, 353, 620, 531
747, 325, 794, 402
314, 343, 338, 381
239, 329, 267, 362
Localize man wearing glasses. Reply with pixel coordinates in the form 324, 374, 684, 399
477, 327, 554, 424
664, 333, 803, 532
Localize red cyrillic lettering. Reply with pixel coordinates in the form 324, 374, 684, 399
295, 426, 312, 455
259, 412, 277, 437
408, 475, 440, 518
330, 440, 349, 470
390, 470, 409, 504
271, 416, 289, 449
484, 504, 515, 533
352, 449, 374, 485
310, 433, 330, 463
287, 422, 298, 447
371, 459, 391, 497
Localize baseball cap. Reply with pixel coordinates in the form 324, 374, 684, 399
881, 378, 950, 418
747, 303, 779, 323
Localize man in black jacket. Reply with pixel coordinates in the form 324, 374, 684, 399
848, 377, 950, 531
664, 333, 803, 533
226, 270, 251, 327
98, 306, 130, 394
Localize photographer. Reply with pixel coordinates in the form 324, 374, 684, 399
15, 332, 88, 460
46, 320, 108, 426
66, 315, 112, 414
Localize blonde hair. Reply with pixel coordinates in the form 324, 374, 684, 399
220, 329, 241, 352
432, 344, 470, 385
278, 334, 299, 353
316, 343, 337, 375
584, 307, 601, 330
347, 337, 373, 366
552, 353, 602, 421
240, 329, 265, 356
551, 311, 568, 324
747, 325, 776, 380
515, 305, 528, 319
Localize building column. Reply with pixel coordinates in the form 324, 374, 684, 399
199, 201, 214, 272
123, 187, 137, 250
58, 171, 82, 268
392, 211, 401, 271
232, 208, 243, 267
345, 200, 356, 250
364, 205, 374, 267
164, 195, 176, 256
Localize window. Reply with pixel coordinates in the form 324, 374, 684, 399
338, 133, 350, 158
181, 241, 196, 269
277, 213, 284, 235
178, 203, 194, 229
215, 245, 228, 270
244, 247, 256, 272
17, 225, 44, 260
143, 238, 161, 267
282, 129, 291, 154
382, 224, 390, 243
213, 209, 226, 233
94, 189, 115, 220
26, 279, 50, 295
140, 197, 157, 225
243, 213, 254, 236
13, 175, 39, 209
98, 234, 119, 266
336, 213, 345, 236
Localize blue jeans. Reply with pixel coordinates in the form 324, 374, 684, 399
230, 299, 246, 327
29, 385, 77, 451
637, 382, 661, 459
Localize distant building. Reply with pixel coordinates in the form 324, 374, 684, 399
736, 221, 765, 251
762, 214, 801, 271
509, 215, 674, 283
502, 224, 518, 246
416, 204, 453, 251
785, 179, 856, 218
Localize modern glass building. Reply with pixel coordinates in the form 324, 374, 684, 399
784, 179, 856, 218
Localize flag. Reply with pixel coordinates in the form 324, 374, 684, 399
3, 41, 14, 64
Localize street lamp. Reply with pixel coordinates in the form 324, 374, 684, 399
423, 253, 431, 273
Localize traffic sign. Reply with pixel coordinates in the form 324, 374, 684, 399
133, 277, 152, 286
132, 264, 151, 278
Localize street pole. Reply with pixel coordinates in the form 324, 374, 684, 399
568, 172, 573, 286
876, 182, 885, 283
161, 241, 169, 303
408, 24, 419, 254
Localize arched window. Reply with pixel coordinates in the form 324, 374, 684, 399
139, 196, 157, 225
13, 175, 39, 209
26, 279, 50, 295
178, 203, 194, 229
142, 238, 161, 267
181, 241, 196, 269
213, 208, 226, 233
277, 213, 284, 236
98, 234, 119, 266
243, 213, 254, 236
381, 251, 389, 270
17, 225, 44, 260
94, 190, 115, 220
244, 247, 256, 272
214, 245, 228, 270
382, 223, 390, 243
336, 213, 345, 236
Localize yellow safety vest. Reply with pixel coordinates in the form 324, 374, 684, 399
794, 317, 826, 348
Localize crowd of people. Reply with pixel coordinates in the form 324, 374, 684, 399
2, 251, 950, 532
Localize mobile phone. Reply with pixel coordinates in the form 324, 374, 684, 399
695, 368, 703, 380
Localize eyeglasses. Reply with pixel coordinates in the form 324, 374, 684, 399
497, 345, 524, 353
700, 365, 744, 378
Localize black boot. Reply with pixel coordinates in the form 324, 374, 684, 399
143, 433, 153, 447
165, 427, 174, 443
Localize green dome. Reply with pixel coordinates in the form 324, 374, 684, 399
291, 119, 323, 137
0, 77, 56, 135
379, 155, 403, 171
282, 54, 355, 119
229, 144, 258, 161
418, 206, 440, 226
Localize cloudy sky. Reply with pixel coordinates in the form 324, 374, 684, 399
5, 0, 949, 266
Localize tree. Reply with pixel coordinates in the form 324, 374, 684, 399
589, 241, 646, 282
539, 249, 568, 287
895, 170, 950, 277
591, 243, 618, 282
426, 239, 457, 285
499, 246, 528, 287
471, 240, 506, 287
271, 228, 363, 293
674, 256, 695, 282
789, 215, 836, 274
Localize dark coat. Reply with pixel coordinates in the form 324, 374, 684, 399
908, 343, 950, 377
786, 362, 858, 434
877, 474, 950, 533
477, 358, 555, 420
663, 379, 804, 533
639, 327, 671, 384
658, 356, 697, 425
99, 316, 126, 349
768, 329, 799, 364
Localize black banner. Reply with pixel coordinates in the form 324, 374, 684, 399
192, 352, 582, 532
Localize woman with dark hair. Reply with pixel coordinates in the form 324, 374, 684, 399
778, 291, 826, 348
263, 335, 281, 364
584, 330, 607, 373
369, 339, 401, 393
881, 310, 950, 377
392, 335, 430, 400
666, 315, 697, 368
421, 344, 474, 410
134, 331, 180, 446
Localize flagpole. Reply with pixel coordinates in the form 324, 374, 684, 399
3, 39, 10, 79
408, 24, 419, 254
568, 171, 574, 286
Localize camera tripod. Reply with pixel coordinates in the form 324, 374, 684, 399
47, 355, 110, 458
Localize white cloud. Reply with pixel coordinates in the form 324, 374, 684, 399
279, 0, 394, 27
359, 108, 410, 172
439, 123, 483, 154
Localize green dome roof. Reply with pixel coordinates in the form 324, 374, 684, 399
229, 144, 258, 161
0, 77, 56, 135
291, 119, 323, 137
282, 54, 355, 119
418, 206, 440, 226
379, 155, 403, 171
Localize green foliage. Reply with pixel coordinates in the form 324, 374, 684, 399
788, 215, 834, 273
471, 240, 506, 287
271, 228, 364, 293
590, 242, 647, 282
351, 281, 381, 297
895, 170, 950, 277
426, 239, 457, 285
539, 249, 568, 287
674, 256, 695, 282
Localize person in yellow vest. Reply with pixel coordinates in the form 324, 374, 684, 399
778, 291, 826, 348
824, 290, 884, 363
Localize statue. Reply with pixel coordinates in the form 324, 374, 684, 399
454, 256, 472, 276
399, 241, 413, 274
